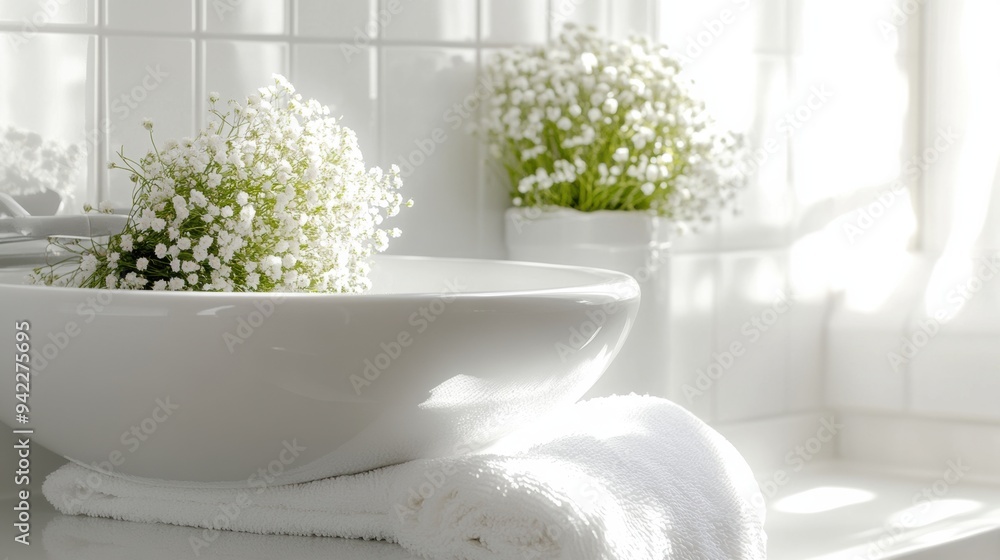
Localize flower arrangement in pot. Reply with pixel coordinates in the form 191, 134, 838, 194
30, 75, 410, 293
481, 26, 747, 397
1, 125, 84, 215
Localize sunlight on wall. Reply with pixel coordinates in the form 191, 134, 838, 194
925, 0, 1000, 314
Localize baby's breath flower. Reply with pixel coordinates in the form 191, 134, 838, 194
142, 118, 154, 131
32, 74, 410, 293
481, 25, 746, 224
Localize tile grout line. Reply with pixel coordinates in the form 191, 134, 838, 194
195, 0, 205, 131
286, 0, 295, 82
96, 0, 107, 203
475, 0, 486, 256
375, 0, 386, 170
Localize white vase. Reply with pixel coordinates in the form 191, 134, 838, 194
505, 207, 671, 398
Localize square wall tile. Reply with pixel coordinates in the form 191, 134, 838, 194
479, 49, 515, 258
203, 40, 288, 112
826, 313, 911, 413
785, 296, 826, 412
295, 0, 375, 38
0, 33, 94, 209
481, 0, 547, 44
825, 287, 915, 412
667, 254, 717, 421
714, 251, 791, 422
104, 0, 195, 32
292, 44, 378, 163
380, 47, 479, 257
480, 148, 511, 259
658, 0, 786, 58
551, 0, 608, 36
670, 224, 720, 253
204, 0, 287, 34
786, 230, 833, 412
379, 0, 475, 42
711, 55, 792, 250
838, 413, 1000, 483
907, 267, 1000, 421
910, 333, 1000, 422
610, 0, 653, 39
105, 37, 195, 204
715, 412, 837, 475
0, 0, 93, 24
793, 0, 920, 57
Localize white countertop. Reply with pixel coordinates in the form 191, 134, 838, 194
2, 460, 998, 559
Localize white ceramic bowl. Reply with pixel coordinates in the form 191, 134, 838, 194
0, 256, 639, 487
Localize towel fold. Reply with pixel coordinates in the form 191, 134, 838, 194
42, 515, 421, 560
43, 395, 766, 560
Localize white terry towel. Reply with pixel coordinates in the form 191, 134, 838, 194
42, 515, 421, 560
43, 395, 767, 560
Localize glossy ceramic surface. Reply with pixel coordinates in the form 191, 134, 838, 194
0, 256, 639, 486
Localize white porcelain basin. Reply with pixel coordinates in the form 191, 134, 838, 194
0, 256, 639, 487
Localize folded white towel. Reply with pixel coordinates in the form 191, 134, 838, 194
43, 395, 766, 560
42, 515, 421, 560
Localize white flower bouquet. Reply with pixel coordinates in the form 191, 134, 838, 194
31, 75, 409, 293
482, 26, 746, 230
0, 125, 83, 207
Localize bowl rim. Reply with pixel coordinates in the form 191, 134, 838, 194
0, 255, 641, 301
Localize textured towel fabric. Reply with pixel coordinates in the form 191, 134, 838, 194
42, 515, 421, 560
43, 395, 767, 560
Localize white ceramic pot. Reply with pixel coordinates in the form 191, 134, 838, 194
505, 207, 671, 398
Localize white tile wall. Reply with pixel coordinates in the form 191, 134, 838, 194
480, 0, 546, 44
380, 46, 479, 256
837, 411, 1000, 484
379, 0, 475, 42
0, 0, 94, 25
203, 0, 287, 35
104, 0, 196, 32
293, 0, 374, 39
714, 250, 791, 421
105, 37, 195, 202
291, 44, 377, 158
667, 254, 718, 420
1, 0, 963, 431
